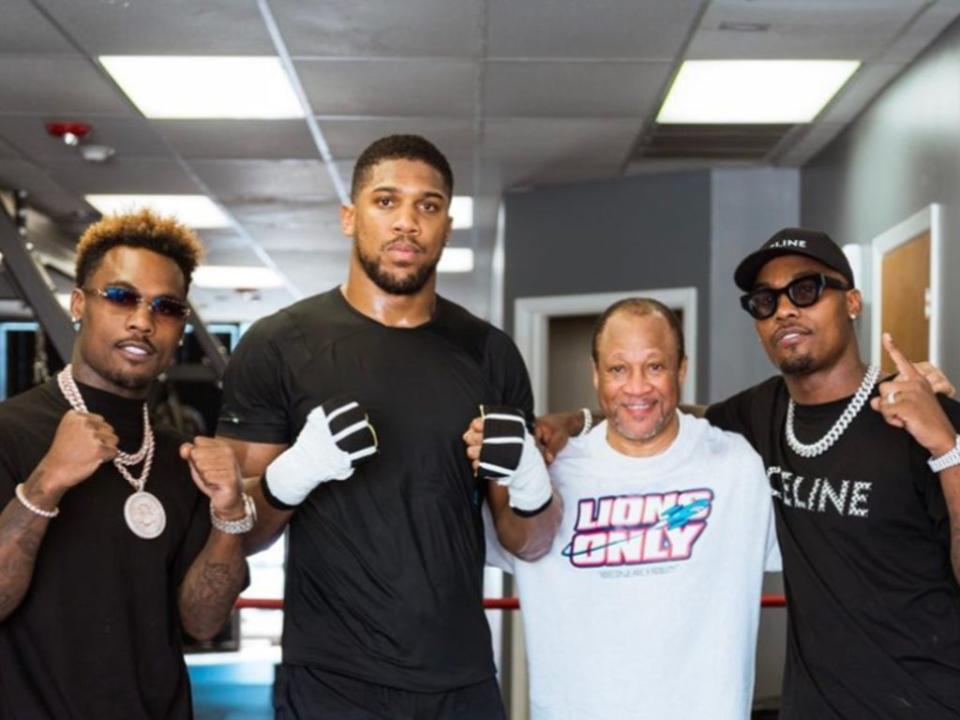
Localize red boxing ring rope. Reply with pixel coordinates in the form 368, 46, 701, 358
236, 594, 787, 611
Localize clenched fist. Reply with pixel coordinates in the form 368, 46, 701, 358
180, 437, 244, 519
38, 410, 119, 491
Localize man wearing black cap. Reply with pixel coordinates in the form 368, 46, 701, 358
704, 227, 960, 718
539, 227, 960, 717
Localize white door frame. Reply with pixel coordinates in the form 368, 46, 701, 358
514, 288, 698, 415
869, 203, 943, 367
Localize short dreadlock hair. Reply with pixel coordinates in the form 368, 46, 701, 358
75, 208, 204, 291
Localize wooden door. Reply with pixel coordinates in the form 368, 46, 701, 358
880, 231, 930, 373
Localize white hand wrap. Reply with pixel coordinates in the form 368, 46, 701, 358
478, 406, 552, 513
264, 396, 378, 507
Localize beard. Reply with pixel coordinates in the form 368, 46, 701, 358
778, 353, 814, 375
611, 404, 674, 442
105, 367, 151, 390
355, 238, 439, 296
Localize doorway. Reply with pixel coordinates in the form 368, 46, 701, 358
869, 204, 942, 371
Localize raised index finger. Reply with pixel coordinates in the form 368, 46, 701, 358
883, 332, 920, 380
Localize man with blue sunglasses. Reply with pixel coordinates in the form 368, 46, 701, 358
0, 209, 252, 719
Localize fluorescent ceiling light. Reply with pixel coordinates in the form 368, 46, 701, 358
85, 194, 231, 229
100, 56, 303, 119
438, 247, 474, 273
451, 196, 474, 229
657, 60, 860, 124
193, 265, 284, 290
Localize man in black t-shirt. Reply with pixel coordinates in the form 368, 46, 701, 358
704, 229, 960, 718
542, 228, 960, 718
216, 135, 560, 719
0, 210, 252, 719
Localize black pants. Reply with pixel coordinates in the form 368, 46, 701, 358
274, 664, 507, 720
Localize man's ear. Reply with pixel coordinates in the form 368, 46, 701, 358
340, 203, 356, 238
846, 288, 863, 320
69, 287, 85, 322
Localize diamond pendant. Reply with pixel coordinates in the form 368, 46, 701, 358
124, 491, 166, 540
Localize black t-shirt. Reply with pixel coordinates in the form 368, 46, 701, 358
708, 376, 960, 719
0, 380, 211, 720
217, 288, 533, 692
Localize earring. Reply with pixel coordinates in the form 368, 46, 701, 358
72, 317, 80, 331
178, 337, 184, 347
849, 314, 857, 320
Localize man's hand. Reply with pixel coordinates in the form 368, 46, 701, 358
35, 410, 118, 495
914, 361, 956, 399
466, 406, 553, 514
534, 411, 584, 464
463, 416, 485, 473
180, 437, 244, 519
265, 396, 378, 507
870, 333, 957, 458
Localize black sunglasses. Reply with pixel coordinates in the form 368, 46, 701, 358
739, 273, 849, 320
84, 286, 191, 320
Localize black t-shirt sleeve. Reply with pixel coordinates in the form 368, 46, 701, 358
706, 389, 755, 439
216, 316, 291, 444
486, 329, 535, 424
911, 397, 960, 544
704, 376, 783, 452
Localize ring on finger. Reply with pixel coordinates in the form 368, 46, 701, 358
886, 390, 897, 405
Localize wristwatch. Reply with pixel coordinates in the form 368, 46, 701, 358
928, 435, 960, 473
210, 493, 257, 534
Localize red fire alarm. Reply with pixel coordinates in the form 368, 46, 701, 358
46, 121, 93, 146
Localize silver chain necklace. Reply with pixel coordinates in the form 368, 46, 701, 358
785, 364, 880, 458
57, 365, 165, 539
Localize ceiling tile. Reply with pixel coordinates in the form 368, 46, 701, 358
485, 61, 671, 117
44, 157, 202, 195
0, 136, 19, 159
318, 117, 474, 161
154, 120, 317, 160
487, 0, 704, 60
690, 0, 931, 59
190, 160, 339, 202
0, 57, 132, 115
298, 59, 477, 117
229, 199, 348, 253
0, 0, 76, 54
483, 118, 640, 165
0, 116, 170, 162
272, 0, 483, 57
878, 3, 960, 64
37, 0, 274, 55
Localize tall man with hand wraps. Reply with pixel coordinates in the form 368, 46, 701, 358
0, 210, 251, 720
216, 134, 559, 719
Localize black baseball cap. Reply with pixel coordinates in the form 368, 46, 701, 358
734, 227, 855, 291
